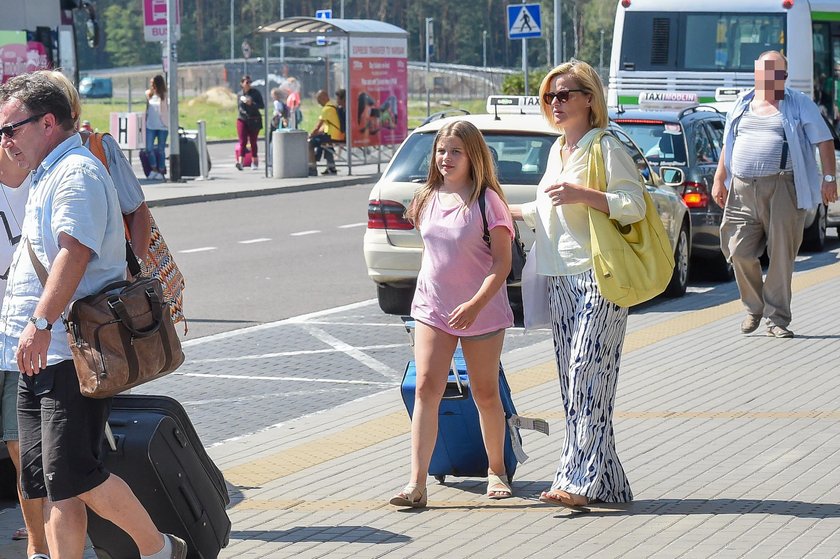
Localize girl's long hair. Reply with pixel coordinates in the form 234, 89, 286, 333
152, 74, 167, 97
406, 120, 507, 226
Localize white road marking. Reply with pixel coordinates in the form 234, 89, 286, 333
338, 222, 366, 229
174, 372, 395, 386
186, 342, 405, 363
182, 299, 378, 347
291, 230, 320, 236
179, 246, 217, 254
302, 323, 401, 381
239, 238, 272, 244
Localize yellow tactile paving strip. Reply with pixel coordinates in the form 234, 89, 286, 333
223, 261, 840, 494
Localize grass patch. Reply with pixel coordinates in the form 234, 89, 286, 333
79, 96, 490, 141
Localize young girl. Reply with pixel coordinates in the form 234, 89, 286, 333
389, 120, 515, 508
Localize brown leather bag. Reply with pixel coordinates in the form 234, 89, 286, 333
28, 242, 184, 399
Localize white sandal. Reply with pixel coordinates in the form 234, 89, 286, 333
487, 473, 512, 499
389, 483, 427, 508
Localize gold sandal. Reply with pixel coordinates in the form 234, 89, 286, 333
389, 483, 427, 508
486, 473, 512, 499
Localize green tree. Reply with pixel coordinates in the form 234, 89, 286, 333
102, 2, 159, 67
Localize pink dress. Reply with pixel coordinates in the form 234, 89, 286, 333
411, 188, 515, 336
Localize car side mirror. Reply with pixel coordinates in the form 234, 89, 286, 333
659, 166, 685, 187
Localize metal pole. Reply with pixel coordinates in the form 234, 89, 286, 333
341, 0, 345, 18
230, 0, 234, 62
523, 38, 528, 96
197, 120, 209, 179
280, 0, 284, 63
425, 17, 433, 118
599, 29, 605, 77
483, 30, 488, 99
553, 0, 561, 65
167, 0, 180, 181
345, 36, 352, 175
264, 45, 269, 178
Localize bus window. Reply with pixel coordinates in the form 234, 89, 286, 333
620, 12, 786, 72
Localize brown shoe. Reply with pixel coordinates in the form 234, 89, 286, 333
767, 325, 794, 338
740, 315, 762, 334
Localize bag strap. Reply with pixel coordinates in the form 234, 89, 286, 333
87, 132, 110, 173
477, 186, 491, 246
586, 130, 610, 193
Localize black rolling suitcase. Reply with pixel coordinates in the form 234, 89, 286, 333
177, 128, 211, 177
87, 395, 231, 559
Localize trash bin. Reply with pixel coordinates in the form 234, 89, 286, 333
272, 130, 309, 178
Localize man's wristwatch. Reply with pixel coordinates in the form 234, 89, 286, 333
823, 174, 836, 183
28, 317, 52, 331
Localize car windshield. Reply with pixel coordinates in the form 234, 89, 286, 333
612, 121, 687, 166
385, 131, 557, 185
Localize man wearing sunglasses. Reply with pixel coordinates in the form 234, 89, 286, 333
712, 50, 838, 339
0, 74, 187, 559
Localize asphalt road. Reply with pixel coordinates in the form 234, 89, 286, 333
154, 181, 377, 340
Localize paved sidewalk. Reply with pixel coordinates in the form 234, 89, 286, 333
200, 256, 840, 558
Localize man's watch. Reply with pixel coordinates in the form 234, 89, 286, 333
823, 174, 836, 183
28, 317, 52, 331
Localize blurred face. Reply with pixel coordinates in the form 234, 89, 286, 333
241, 78, 251, 91
435, 135, 471, 187
0, 98, 47, 170
755, 55, 787, 100
544, 74, 591, 130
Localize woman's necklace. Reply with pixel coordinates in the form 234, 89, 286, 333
561, 141, 579, 153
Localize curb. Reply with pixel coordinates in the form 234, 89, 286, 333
145, 174, 381, 208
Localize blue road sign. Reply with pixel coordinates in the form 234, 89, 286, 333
315, 9, 332, 19
507, 4, 542, 40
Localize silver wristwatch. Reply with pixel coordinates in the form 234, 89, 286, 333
28, 316, 52, 331
823, 174, 836, 183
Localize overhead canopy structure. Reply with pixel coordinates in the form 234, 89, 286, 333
257, 17, 408, 38
256, 18, 409, 176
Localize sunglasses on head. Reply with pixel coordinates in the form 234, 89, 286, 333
542, 89, 586, 105
0, 113, 45, 139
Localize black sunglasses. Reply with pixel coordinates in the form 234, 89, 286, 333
542, 89, 586, 105
0, 113, 45, 139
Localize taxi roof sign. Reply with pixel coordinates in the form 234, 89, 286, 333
486, 95, 542, 115
715, 87, 750, 102
637, 91, 698, 110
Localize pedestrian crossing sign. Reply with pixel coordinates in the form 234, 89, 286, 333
507, 4, 542, 40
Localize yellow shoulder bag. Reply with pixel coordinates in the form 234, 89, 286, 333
586, 132, 675, 307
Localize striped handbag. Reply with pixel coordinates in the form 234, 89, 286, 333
141, 215, 187, 332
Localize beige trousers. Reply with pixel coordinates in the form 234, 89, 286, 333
720, 173, 806, 328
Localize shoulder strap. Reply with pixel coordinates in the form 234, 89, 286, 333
478, 187, 490, 246
587, 131, 609, 193
87, 132, 110, 173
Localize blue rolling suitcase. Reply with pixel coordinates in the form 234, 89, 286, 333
401, 348, 521, 484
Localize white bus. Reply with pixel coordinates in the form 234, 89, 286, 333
608, 0, 840, 109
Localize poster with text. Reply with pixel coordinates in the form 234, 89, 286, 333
348, 37, 408, 148
0, 31, 50, 83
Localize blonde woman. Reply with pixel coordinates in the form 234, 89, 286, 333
510, 60, 645, 507
389, 120, 515, 508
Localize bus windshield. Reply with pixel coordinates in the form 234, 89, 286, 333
619, 12, 786, 72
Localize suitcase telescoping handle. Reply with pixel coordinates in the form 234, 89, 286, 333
441, 354, 468, 400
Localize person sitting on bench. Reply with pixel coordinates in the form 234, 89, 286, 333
308, 90, 345, 176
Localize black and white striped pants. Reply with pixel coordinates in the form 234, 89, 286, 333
547, 269, 633, 502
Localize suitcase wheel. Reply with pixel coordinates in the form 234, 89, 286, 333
434, 475, 446, 484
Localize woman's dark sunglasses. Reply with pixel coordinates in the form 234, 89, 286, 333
542, 89, 586, 104
0, 113, 45, 138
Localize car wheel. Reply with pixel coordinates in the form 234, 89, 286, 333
664, 224, 690, 298
801, 204, 827, 252
377, 283, 414, 315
